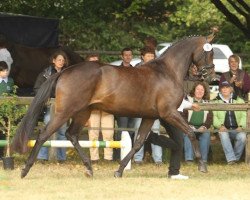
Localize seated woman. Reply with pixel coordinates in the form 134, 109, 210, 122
183, 81, 213, 165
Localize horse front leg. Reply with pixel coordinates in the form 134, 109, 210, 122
114, 118, 154, 178
66, 111, 93, 177
162, 110, 207, 173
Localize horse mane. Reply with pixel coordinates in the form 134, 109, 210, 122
160, 35, 202, 57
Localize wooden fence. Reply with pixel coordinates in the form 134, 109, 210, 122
1, 96, 250, 163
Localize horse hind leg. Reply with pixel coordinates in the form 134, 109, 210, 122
66, 110, 93, 177
114, 118, 154, 178
21, 138, 46, 178
21, 118, 67, 178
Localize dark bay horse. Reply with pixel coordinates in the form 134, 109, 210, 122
8, 43, 83, 94
11, 34, 215, 178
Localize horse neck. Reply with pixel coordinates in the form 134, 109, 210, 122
161, 40, 197, 82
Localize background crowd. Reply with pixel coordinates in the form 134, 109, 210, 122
80, 36, 250, 169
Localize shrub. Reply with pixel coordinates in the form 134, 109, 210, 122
0, 87, 28, 157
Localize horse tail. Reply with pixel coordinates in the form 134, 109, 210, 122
11, 72, 62, 154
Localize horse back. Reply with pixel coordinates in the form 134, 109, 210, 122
90, 65, 182, 118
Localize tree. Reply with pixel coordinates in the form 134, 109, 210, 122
211, 0, 250, 39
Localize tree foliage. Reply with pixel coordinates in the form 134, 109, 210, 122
211, 0, 250, 39
0, 0, 248, 56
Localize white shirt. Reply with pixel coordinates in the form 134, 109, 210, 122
0, 48, 13, 71
0, 78, 8, 83
177, 99, 193, 112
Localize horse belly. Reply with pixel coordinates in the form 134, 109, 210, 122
91, 97, 158, 118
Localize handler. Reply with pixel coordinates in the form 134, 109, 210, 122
147, 99, 200, 180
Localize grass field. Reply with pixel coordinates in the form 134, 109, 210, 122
1, 151, 250, 200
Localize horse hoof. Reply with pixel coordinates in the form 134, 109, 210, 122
21, 169, 28, 179
114, 171, 122, 178
84, 170, 93, 178
198, 162, 208, 173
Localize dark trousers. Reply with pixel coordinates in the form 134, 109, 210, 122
0, 131, 6, 158
156, 120, 183, 175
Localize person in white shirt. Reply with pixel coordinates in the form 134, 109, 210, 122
0, 34, 13, 73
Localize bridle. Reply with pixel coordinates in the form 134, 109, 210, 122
194, 38, 214, 79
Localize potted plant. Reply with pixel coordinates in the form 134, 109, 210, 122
0, 87, 28, 170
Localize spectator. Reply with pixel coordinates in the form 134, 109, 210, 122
34, 50, 69, 163
184, 64, 210, 96
86, 54, 114, 163
219, 54, 250, 101
183, 81, 212, 165
119, 47, 133, 67
213, 81, 246, 164
144, 36, 160, 57
184, 64, 201, 95
0, 61, 14, 159
133, 46, 163, 165
0, 61, 14, 94
0, 34, 13, 73
86, 53, 99, 62
113, 47, 135, 161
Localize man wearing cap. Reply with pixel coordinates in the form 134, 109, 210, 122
213, 81, 246, 164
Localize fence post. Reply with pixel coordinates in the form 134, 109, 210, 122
245, 93, 250, 163
120, 131, 132, 170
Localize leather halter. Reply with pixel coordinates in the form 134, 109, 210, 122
195, 38, 214, 78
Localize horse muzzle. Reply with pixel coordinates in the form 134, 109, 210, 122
198, 64, 214, 78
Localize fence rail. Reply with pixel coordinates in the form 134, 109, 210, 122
1, 96, 250, 163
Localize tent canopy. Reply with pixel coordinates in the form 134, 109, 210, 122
0, 13, 59, 48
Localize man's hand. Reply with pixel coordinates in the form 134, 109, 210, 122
230, 74, 237, 83
235, 81, 243, 88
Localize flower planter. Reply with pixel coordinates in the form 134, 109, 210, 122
2, 156, 14, 170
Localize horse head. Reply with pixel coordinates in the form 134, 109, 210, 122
192, 28, 218, 80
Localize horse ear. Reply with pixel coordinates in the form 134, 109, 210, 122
207, 26, 219, 43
